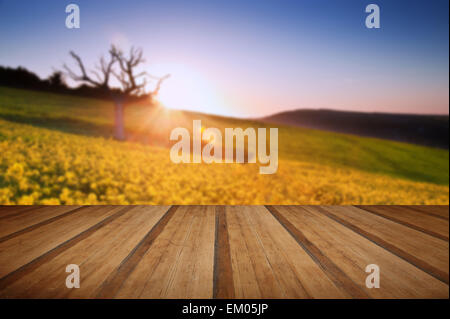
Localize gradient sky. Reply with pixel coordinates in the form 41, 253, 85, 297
0, 0, 448, 117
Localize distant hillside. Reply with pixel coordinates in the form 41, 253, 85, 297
261, 109, 449, 149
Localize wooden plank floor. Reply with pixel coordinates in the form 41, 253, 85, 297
0, 205, 448, 299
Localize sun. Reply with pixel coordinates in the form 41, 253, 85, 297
152, 63, 228, 115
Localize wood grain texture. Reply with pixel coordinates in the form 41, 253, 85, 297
0, 206, 127, 280
357, 205, 449, 241
404, 205, 449, 221
0, 205, 448, 299
213, 206, 234, 298
0, 206, 169, 298
266, 206, 367, 298
114, 206, 216, 298
272, 206, 448, 298
0, 206, 46, 220
96, 206, 176, 298
0, 206, 84, 243
315, 206, 449, 284
230, 206, 348, 298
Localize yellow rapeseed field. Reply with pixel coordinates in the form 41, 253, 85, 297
1, 119, 448, 205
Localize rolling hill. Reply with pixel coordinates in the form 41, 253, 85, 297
261, 109, 449, 149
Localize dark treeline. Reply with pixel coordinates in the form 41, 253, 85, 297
0, 65, 149, 103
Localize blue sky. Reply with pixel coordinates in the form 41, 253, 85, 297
0, 0, 448, 116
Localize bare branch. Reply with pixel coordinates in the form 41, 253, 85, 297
151, 74, 171, 96
63, 50, 116, 89
98, 54, 116, 87
110, 45, 148, 95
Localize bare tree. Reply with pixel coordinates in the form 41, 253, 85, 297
63, 45, 169, 140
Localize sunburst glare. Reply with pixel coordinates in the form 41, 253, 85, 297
152, 63, 228, 116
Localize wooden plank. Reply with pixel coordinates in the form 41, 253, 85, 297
114, 206, 216, 298
250, 206, 352, 298
266, 206, 368, 298
357, 206, 449, 241
96, 206, 177, 298
239, 207, 304, 298
228, 206, 348, 298
316, 206, 448, 284
112, 206, 190, 298
404, 205, 449, 221
0, 206, 127, 280
163, 206, 215, 298
227, 206, 271, 298
0, 206, 170, 298
213, 206, 234, 298
0, 206, 45, 220
271, 206, 449, 298
44, 206, 170, 298
0, 206, 84, 243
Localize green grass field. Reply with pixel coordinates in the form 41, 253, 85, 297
0, 86, 448, 204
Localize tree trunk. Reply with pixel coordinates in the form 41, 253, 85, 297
114, 100, 125, 140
